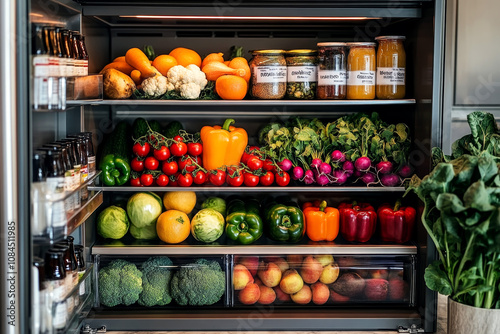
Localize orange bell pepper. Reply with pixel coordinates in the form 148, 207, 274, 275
303, 200, 340, 242
200, 119, 248, 171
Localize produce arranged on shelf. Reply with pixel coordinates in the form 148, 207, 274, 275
98, 257, 226, 307
99, 120, 132, 186
303, 201, 340, 242
233, 255, 410, 306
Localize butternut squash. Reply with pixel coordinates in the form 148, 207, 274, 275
202, 61, 246, 81
100, 61, 135, 76
125, 48, 160, 78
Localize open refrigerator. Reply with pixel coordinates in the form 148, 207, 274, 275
0, 0, 446, 333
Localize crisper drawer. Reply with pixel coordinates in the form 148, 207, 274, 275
232, 254, 415, 308
93, 255, 230, 309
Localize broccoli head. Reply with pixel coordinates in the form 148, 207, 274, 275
170, 258, 225, 306
98, 259, 143, 307
138, 256, 174, 307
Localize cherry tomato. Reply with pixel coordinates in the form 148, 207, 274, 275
145, 156, 159, 170
170, 141, 188, 157
227, 173, 244, 187
131, 157, 144, 172
260, 171, 275, 186
193, 170, 207, 185
262, 159, 275, 172
241, 152, 252, 165
132, 142, 150, 158
187, 142, 203, 156
177, 173, 193, 187
276, 171, 291, 187
244, 172, 260, 187
162, 160, 178, 175
140, 173, 154, 186
156, 174, 169, 187
209, 169, 226, 186
130, 176, 142, 187
246, 156, 263, 171
169, 173, 179, 187
153, 145, 170, 161
178, 155, 200, 173
173, 135, 183, 142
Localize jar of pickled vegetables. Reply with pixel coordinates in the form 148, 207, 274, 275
249, 50, 287, 99
346, 42, 376, 100
375, 36, 406, 99
316, 42, 347, 99
285, 49, 318, 99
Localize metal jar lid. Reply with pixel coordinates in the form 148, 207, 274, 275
347, 42, 377, 47
286, 49, 318, 55
251, 49, 286, 55
317, 42, 347, 47
375, 36, 406, 41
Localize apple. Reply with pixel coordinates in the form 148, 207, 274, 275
258, 284, 277, 305
364, 278, 389, 301
315, 254, 334, 267
238, 283, 260, 305
257, 262, 282, 288
319, 262, 340, 284
291, 285, 312, 304
286, 254, 303, 268
371, 268, 389, 280
311, 282, 330, 305
272, 257, 290, 273
280, 269, 304, 294
273, 285, 291, 302
238, 256, 260, 276
233, 264, 254, 290
300, 255, 323, 284
388, 278, 409, 301
330, 290, 350, 303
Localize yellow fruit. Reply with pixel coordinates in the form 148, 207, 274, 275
156, 210, 190, 244
162, 191, 197, 214
169, 47, 202, 68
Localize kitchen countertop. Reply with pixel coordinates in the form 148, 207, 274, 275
107, 295, 448, 334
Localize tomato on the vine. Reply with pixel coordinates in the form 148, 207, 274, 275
276, 171, 291, 187
156, 174, 169, 187
209, 169, 226, 186
241, 152, 253, 165
170, 141, 188, 157
177, 173, 193, 187
140, 173, 154, 186
173, 135, 183, 142
169, 173, 179, 187
262, 159, 275, 172
153, 145, 170, 161
260, 171, 275, 186
130, 176, 142, 187
247, 157, 263, 171
244, 172, 260, 187
162, 160, 178, 175
187, 142, 203, 156
131, 157, 144, 172
192, 170, 207, 185
145, 156, 159, 170
178, 155, 200, 173
227, 172, 244, 187
133, 142, 150, 158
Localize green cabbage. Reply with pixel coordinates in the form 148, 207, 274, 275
201, 197, 226, 217
126, 192, 162, 229
129, 223, 158, 240
191, 209, 224, 243
97, 205, 130, 239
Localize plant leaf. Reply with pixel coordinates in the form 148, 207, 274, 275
425, 261, 453, 295
463, 181, 495, 212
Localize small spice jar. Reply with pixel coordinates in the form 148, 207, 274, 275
346, 42, 376, 100
316, 42, 347, 99
249, 50, 287, 99
285, 49, 318, 99
375, 36, 406, 99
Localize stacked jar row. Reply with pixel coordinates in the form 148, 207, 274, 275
249, 36, 406, 100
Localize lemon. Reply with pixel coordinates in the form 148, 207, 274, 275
162, 191, 197, 214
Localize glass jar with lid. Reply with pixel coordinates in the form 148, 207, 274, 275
346, 42, 376, 100
285, 49, 318, 99
316, 42, 347, 99
249, 50, 287, 99
375, 36, 406, 99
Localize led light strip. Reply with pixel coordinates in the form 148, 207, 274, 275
120, 15, 379, 20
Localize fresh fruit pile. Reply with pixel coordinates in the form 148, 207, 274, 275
233, 255, 410, 306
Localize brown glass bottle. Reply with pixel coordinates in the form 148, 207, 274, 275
44, 250, 67, 330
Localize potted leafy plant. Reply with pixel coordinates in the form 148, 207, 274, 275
406, 111, 500, 334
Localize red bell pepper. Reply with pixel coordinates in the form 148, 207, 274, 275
377, 200, 416, 244
339, 202, 377, 242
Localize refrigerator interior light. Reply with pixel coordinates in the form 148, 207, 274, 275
120, 15, 380, 21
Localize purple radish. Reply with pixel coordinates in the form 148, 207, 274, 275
380, 173, 402, 187
311, 158, 322, 170
343, 161, 355, 173
354, 170, 364, 178
319, 162, 332, 175
278, 158, 293, 171
376, 161, 394, 175
360, 172, 377, 185
292, 166, 304, 180
331, 150, 346, 163
354, 156, 372, 172
398, 164, 413, 178
332, 170, 348, 185
303, 170, 315, 185
316, 174, 330, 186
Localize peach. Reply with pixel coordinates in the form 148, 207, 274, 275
280, 269, 304, 294
233, 264, 254, 290
319, 262, 340, 284
258, 285, 276, 305
291, 284, 312, 305
273, 286, 291, 302
238, 283, 260, 305
315, 254, 334, 267
257, 262, 282, 287
238, 256, 259, 276
311, 282, 330, 305
300, 255, 323, 284
286, 254, 303, 268
371, 268, 389, 280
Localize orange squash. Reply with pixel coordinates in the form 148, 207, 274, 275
125, 48, 160, 78
202, 61, 246, 81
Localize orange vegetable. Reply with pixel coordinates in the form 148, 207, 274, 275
125, 47, 160, 78
202, 61, 246, 81
113, 56, 125, 62
229, 57, 251, 82
99, 61, 135, 76
130, 69, 142, 86
215, 75, 247, 100
201, 52, 224, 68
303, 201, 339, 242
200, 119, 248, 170
152, 54, 178, 76
169, 47, 202, 67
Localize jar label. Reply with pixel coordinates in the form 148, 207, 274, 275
318, 70, 347, 86
254, 66, 287, 83
377, 67, 405, 85
347, 71, 376, 86
287, 66, 317, 82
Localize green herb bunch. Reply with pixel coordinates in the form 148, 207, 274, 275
406, 111, 500, 309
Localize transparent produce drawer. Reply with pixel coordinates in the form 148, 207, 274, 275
231, 254, 415, 307
93, 255, 230, 309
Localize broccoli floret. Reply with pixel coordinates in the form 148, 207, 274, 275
138, 256, 174, 307
170, 258, 225, 306
98, 259, 143, 307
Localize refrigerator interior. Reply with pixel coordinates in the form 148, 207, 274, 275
24, 0, 445, 333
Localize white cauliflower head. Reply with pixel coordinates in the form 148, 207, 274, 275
165, 64, 208, 99
179, 82, 202, 99
141, 75, 168, 97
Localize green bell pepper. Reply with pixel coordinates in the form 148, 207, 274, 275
225, 199, 263, 245
266, 204, 305, 243
100, 154, 131, 186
